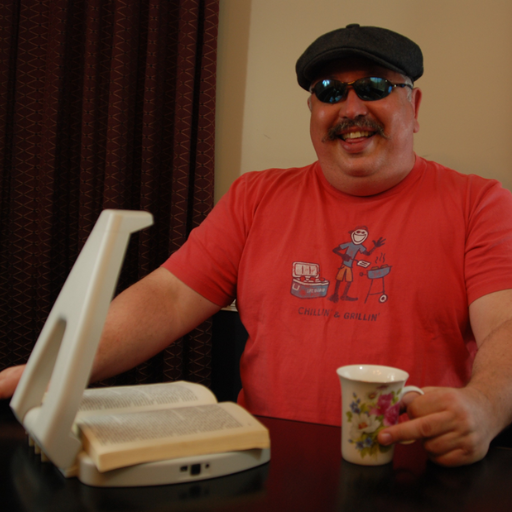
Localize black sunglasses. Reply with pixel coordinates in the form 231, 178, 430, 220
310, 77, 413, 104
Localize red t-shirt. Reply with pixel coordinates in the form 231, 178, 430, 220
163, 157, 512, 425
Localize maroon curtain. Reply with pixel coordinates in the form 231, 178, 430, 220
0, 0, 219, 386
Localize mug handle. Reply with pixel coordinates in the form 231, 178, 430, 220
399, 385, 424, 445
402, 385, 423, 397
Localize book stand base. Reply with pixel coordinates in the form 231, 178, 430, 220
65, 448, 270, 487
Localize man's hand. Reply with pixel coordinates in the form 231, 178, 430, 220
378, 289, 512, 467
377, 386, 495, 466
0, 365, 25, 400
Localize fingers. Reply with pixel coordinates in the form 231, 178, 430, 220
377, 413, 484, 466
400, 389, 423, 409
383, 389, 461, 442
424, 429, 487, 466
377, 387, 492, 466
403, 387, 458, 417
379, 411, 451, 444
0, 365, 25, 400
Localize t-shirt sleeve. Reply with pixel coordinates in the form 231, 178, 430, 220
465, 178, 512, 304
161, 174, 252, 307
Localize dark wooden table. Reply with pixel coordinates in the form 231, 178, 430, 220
2, 398, 512, 512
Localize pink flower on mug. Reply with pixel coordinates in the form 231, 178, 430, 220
383, 403, 400, 426
370, 392, 393, 416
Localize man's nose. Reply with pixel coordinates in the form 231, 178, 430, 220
338, 88, 369, 119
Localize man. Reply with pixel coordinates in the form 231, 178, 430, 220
328, 225, 385, 302
2, 24, 512, 467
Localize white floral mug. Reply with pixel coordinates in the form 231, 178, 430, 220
336, 365, 424, 465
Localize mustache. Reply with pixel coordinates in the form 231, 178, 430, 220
323, 117, 388, 142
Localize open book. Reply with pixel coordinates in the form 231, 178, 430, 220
76, 381, 270, 472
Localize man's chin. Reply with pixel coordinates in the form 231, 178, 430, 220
321, 161, 397, 195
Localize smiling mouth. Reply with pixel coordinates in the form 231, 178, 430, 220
340, 131, 374, 141
324, 118, 388, 143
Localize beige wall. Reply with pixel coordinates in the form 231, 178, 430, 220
215, 0, 512, 202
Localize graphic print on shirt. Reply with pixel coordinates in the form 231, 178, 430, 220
290, 225, 389, 305
290, 262, 330, 299
328, 226, 386, 303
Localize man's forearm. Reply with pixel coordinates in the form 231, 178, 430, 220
466, 316, 512, 437
91, 267, 220, 382
0, 268, 220, 398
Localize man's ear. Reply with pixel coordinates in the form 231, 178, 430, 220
411, 87, 422, 134
307, 96, 312, 111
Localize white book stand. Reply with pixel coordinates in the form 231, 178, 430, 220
10, 210, 269, 487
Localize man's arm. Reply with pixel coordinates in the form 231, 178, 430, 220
0, 267, 221, 398
377, 288, 512, 466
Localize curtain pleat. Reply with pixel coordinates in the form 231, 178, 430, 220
0, 0, 219, 388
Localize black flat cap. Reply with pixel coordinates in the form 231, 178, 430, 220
296, 24, 423, 91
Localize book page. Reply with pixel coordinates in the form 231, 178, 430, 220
78, 402, 270, 472
76, 381, 217, 419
